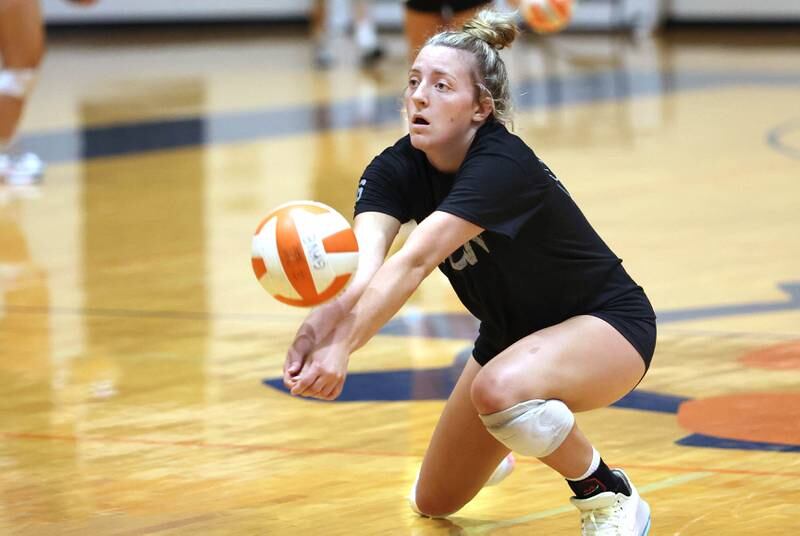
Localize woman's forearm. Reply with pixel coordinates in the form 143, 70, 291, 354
327, 212, 400, 314
344, 251, 430, 353
329, 245, 384, 314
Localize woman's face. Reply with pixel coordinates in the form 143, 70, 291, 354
405, 45, 486, 153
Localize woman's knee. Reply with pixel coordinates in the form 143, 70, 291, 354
471, 366, 514, 414
471, 363, 557, 415
410, 478, 470, 518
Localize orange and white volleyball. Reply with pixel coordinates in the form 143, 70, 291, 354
520, 0, 573, 34
251, 201, 359, 307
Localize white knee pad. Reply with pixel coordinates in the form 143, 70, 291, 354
0, 69, 38, 99
479, 399, 575, 458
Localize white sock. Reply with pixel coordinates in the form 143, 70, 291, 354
567, 447, 601, 482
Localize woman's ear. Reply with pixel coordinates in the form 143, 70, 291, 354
473, 94, 495, 122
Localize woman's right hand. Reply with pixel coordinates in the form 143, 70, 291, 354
283, 299, 346, 389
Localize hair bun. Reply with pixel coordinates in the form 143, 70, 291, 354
462, 9, 519, 50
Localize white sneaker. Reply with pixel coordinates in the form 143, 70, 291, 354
485, 453, 515, 486
570, 469, 651, 536
0, 152, 45, 185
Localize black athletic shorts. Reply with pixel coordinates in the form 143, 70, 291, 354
406, 0, 490, 14
472, 289, 657, 371
588, 292, 657, 372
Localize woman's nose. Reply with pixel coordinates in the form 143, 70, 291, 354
411, 84, 428, 105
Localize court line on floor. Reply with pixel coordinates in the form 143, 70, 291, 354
3, 304, 301, 323
113, 513, 220, 536
657, 327, 800, 340
3, 431, 799, 479
5, 303, 799, 344
20, 69, 800, 164
456, 471, 713, 534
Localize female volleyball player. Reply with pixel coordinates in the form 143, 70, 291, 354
283, 9, 655, 536
0, 0, 96, 183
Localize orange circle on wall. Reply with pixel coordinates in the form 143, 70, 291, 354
677, 393, 800, 445
739, 340, 800, 370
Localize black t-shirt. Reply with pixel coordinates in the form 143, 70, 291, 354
354, 120, 652, 360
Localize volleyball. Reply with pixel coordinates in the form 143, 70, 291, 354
520, 0, 573, 34
251, 201, 359, 307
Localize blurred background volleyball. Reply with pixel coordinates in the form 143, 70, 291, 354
251, 201, 359, 307
519, 0, 574, 34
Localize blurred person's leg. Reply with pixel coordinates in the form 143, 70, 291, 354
312, 0, 358, 68
311, 0, 335, 67
404, 1, 491, 64
404, 2, 444, 63
353, 0, 383, 67
0, 0, 46, 183
449, 1, 492, 30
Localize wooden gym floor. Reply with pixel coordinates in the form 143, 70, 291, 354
1, 20, 799, 535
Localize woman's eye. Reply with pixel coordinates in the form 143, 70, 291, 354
435, 82, 448, 91
408, 79, 419, 88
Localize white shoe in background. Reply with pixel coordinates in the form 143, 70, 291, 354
0, 152, 45, 185
485, 452, 515, 486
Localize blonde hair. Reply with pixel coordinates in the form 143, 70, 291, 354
425, 9, 518, 126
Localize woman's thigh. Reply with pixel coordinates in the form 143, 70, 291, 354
414, 356, 510, 517
472, 315, 647, 414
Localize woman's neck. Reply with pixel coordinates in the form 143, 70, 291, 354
425, 126, 480, 174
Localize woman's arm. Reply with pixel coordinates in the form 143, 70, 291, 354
345, 211, 483, 352
283, 211, 401, 386
290, 211, 484, 398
